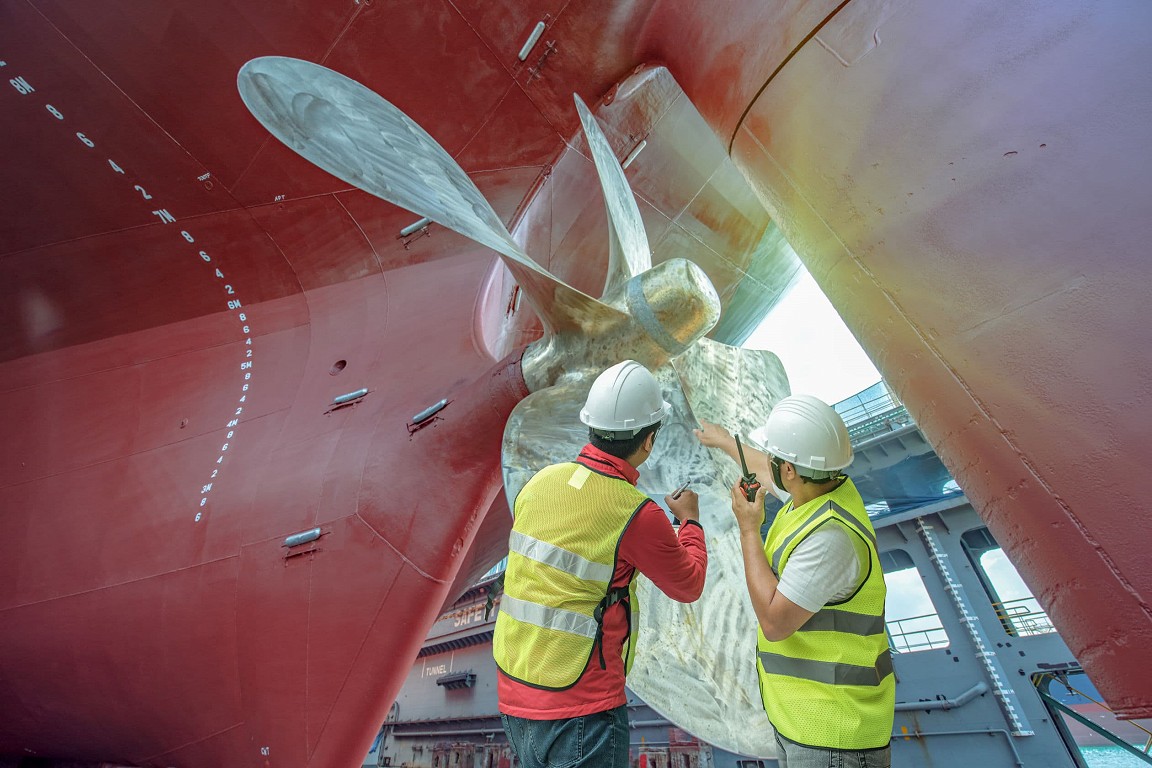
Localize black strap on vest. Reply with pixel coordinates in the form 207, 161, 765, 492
483, 572, 505, 622
592, 585, 632, 670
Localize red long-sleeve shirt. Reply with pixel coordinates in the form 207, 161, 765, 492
497, 445, 708, 719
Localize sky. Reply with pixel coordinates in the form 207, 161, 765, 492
742, 270, 881, 406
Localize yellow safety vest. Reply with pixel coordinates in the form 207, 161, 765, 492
757, 478, 895, 750
493, 461, 646, 690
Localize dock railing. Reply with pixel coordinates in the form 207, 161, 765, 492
834, 382, 912, 443
992, 597, 1056, 637
887, 611, 950, 653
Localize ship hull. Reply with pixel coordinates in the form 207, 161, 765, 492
3, 0, 1152, 764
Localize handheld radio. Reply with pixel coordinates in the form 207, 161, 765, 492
735, 434, 762, 502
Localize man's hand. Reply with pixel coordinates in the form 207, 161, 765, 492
730, 481, 767, 533
666, 489, 700, 525
693, 420, 733, 450
697, 420, 773, 480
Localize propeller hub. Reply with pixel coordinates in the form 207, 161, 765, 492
624, 258, 721, 358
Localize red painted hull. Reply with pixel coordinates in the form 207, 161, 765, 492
2, 0, 1151, 765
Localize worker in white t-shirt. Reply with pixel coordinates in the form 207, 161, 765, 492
695, 395, 894, 767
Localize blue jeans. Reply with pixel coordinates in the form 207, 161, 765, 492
501, 705, 629, 768
775, 729, 892, 768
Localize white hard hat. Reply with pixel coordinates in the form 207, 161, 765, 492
580, 360, 672, 439
760, 394, 853, 477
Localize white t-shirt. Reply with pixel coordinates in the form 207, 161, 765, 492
775, 524, 862, 613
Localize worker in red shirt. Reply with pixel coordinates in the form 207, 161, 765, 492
492, 359, 708, 768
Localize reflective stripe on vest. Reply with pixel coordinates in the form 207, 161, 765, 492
499, 594, 599, 639
759, 648, 894, 687
797, 608, 886, 636
508, 530, 615, 583
771, 500, 876, 572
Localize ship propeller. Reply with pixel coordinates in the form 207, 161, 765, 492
238, 56, 784, 758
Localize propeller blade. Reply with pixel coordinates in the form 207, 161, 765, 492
237, 56, 624, 338
625, 339, 791, 758
501, 379, 592, 509
630, 493, 778, 757
573, 95, 652, 297
238, 57, 521, 261
672, 337, 790, 447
